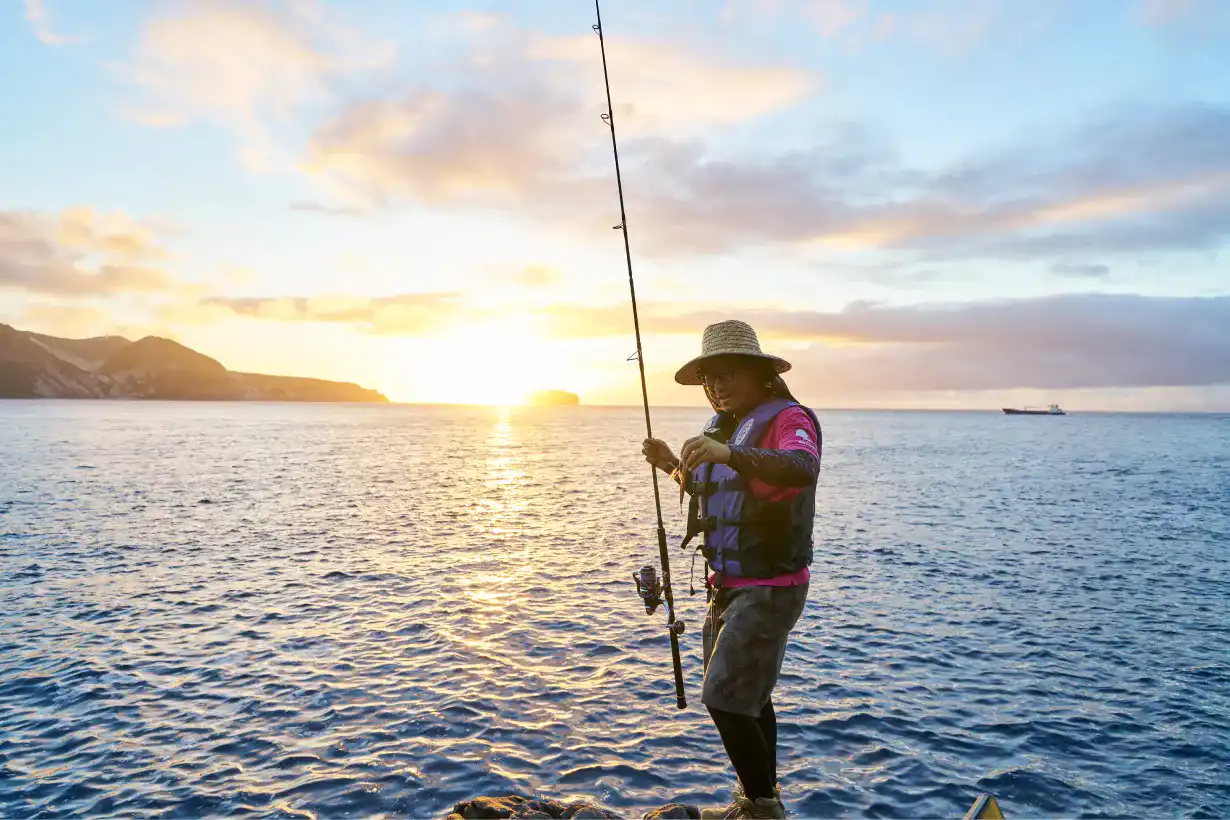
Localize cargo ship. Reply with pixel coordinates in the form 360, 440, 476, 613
1002, 404, 1066, 415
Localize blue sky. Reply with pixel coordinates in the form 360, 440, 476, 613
2, 0, 1228, 408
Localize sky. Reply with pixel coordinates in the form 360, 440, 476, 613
2, 0, 1228, 409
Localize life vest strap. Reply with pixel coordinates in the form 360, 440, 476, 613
688, 476, 745, 497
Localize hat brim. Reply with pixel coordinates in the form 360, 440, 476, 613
674, 350, 792, 386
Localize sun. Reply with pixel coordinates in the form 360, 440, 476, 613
413, 318, 570, 406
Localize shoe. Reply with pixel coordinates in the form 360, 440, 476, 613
700, 796, 786, 819
700, 803, 737, 820
732, 780, 781, 802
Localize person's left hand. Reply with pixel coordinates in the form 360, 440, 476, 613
680, 435, 731, 473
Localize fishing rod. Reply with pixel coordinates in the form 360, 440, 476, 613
592, 0, 687, 711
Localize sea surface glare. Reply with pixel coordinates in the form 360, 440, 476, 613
1, 402, 1227, 819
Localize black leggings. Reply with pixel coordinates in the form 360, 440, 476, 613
707, 698, 778, 801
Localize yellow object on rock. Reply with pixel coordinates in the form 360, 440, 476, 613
963, 793, 1005, 819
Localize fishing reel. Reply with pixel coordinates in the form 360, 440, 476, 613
632, 564, 662, 614
631, 565, 685, 634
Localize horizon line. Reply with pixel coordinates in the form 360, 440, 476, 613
383, 401, 1230, 414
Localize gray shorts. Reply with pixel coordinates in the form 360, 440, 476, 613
701, 583, 809, 717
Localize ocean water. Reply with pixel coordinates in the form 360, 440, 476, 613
1, 401, 1227, 820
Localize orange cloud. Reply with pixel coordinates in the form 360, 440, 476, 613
306, 88, 583, 206
524, 33, 815, 132
56, 207, 168, 261
18, 304, 115, 338
203, 292, 466, 335
800, 172, 1230, 251
509, 266, 563, 288
1026, 172, 1230, 227
197, 290, 731, 341
0, 209, 177, 297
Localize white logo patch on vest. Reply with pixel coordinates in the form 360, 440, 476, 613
733, 418, 755, 445
795, 429, 811, 442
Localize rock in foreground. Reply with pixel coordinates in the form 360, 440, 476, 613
447, 793, 700, 820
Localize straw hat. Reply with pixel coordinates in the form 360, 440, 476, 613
674, 319, 792, 385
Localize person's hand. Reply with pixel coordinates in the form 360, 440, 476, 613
642, 438, 678, 473
680, 435, 731, 473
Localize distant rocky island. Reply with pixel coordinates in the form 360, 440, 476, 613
0, 323, 387, 403
528, 389, 580, 406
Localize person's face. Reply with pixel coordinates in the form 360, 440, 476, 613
699, 356, 768, 416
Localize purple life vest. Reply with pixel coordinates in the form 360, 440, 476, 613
689, 398, 818, 583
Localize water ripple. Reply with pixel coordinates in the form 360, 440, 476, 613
1, 403, 1227, 818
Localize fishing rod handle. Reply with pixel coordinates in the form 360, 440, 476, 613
669, 628, 686, 709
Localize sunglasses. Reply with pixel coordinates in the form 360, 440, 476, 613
698, 368, 745, 387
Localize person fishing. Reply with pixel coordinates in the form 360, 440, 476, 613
641, 319, 821, 820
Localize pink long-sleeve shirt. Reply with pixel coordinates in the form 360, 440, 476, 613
712, 405, 819, 588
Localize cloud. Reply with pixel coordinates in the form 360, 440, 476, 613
1133, 0, 1230, 52
23, 0, 68, 45
899, 0, 1020, 54
307, 83, 587, 207
775, 293, 1230, 393
1051, 263, 1111, 279
171, 286, 1230, 397
154, 299, 242, 328
727, 0, 1049, 54
18, 304, 115, 338
537, 303, 655, 339
1136, 0, 1204, 26
784, 294, 1224, 389
203, 292, 465, 335
55, 207, 167, 261
305, 16, 815, 210
288, 200, 365, 217
124, 4, 810, 182
521, 292, 1230, 393
805, 0, 867, 37
525, 32, 814, 131
0, 209, 176, 297
607, 293, 1229, 394
509, 266, 563, 288
201, 288, 687, 339
120, 0, 394, 167
620, 101, 1230, 258
303, 8, 1230, 267
191, 282, 1229, 393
